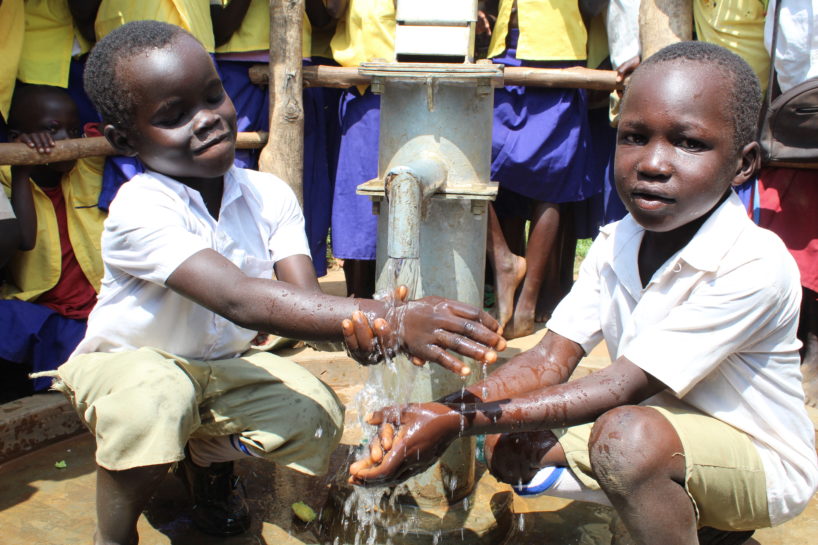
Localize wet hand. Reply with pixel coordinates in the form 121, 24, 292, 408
348, 403, 462, 487
483, 430, 560, 486
342, 286, 410, 366
390, 295, 506, 376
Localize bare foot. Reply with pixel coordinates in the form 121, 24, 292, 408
494, 255, 526, 330
504, 304, 536, 340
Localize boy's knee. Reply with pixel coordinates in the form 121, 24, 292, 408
588, 406, 682, 494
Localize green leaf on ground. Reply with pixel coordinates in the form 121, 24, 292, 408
292, 501, 317, 523
54, 460, 67, 469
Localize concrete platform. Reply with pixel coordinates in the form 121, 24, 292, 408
1, 270, 816, 544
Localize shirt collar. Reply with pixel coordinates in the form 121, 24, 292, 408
605, 191, 750, 295
677, 191, 749, 272
142, 166, 249, 218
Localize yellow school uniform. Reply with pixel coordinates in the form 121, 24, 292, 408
214, 0, 312, 58
694, 0, 770, 90
487, 0, 587, 61
17, 0, 92, 88
95, 0, 215, 52
331, 0, 396, 68
0, 0, 25, 120
0, 157, 106, 301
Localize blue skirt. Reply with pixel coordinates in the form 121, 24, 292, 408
331, 88, 380, 260
572, 106, 628, 239
491, 30, 595, 204
0, 300, 87, 391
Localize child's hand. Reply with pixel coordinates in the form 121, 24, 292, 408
348, 402, 462, 486
13, 130, 58, 155
483, 430, 560, 486
342, 288, 507, 375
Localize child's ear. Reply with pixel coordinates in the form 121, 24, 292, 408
103, 124, 138, 157
731, 141, 761, 187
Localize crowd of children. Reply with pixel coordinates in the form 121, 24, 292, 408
0, 1, 817, 544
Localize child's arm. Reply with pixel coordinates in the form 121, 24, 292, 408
68, 1, 101, 44
211, 0, 252, 47
349, 351, 666, 486
0, 192, 20, 267
322, 0, 348, 21
166, 248, 504, 374
6, 130, 59, 251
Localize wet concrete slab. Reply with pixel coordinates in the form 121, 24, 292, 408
1, 271, 816, 544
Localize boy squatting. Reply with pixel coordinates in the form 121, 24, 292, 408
51, 20, 505, 545
348, 42, 818, 545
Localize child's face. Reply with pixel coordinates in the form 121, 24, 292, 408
10, 92, 81, 173
614, 62, 747, 233
113, 34, 237, 181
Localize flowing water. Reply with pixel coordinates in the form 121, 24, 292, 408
337, 256, 424, 545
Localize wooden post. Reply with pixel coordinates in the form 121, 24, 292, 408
258, 0, 304, 207
639, 0, 693, 59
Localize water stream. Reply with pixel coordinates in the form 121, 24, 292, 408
336, 256, 425, 545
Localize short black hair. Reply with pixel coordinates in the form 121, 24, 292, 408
84, 20, 189, 128
626, 41, 761, 151
7, 84, 76, 130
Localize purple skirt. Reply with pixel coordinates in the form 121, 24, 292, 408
331, 89, 380, 260
572, 106, 628, 239
491, 30, 594, 204
0, 300, 87, 391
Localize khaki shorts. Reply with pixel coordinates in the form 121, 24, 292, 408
555, 403, 770, 531
54, 347, 345, 475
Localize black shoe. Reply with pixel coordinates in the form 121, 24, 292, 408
176, 455, 252, 536
697, 526, 755, 545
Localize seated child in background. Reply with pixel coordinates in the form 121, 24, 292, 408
0, 85, 105, 400
349, 42, 818, 544
59, 21, 504, 545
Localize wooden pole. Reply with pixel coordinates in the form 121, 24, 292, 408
248, 64, 623, 91
0, 132, 268, 166
639, 0, 693, 59
258, 0, 304, 207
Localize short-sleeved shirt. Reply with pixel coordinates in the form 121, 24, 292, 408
73, 167, 311, 360
765, 0, 818, 93
487, 0, 587, 61
547, 192, 818, 525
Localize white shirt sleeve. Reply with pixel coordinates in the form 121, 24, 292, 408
0, 190, 15, 220
102, 187, 209, 285
547, 234, 606, 354
261, 180, 312, 265
624, 257, 798, 397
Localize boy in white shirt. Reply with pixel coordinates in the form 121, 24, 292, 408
349, 41, 818, 544
59, 20, 505, 545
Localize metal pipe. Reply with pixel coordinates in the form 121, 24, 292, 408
384, 155, 447, 259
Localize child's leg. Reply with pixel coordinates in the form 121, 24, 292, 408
486, 204, 526, 330
343, 258, 376, 299
506, 200, 560, 339
588, 406, 696, 545
95, 463, 171, 545
799, 288, 818, 407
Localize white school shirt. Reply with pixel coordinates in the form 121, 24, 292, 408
765, 0, 818, 93
548, 192, 818, 526
0, 189, 14, 220
73, 166, 311, 360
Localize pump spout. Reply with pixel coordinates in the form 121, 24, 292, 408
384, 155, 447, 260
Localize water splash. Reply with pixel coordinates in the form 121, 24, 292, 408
338, 256, 424, 544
